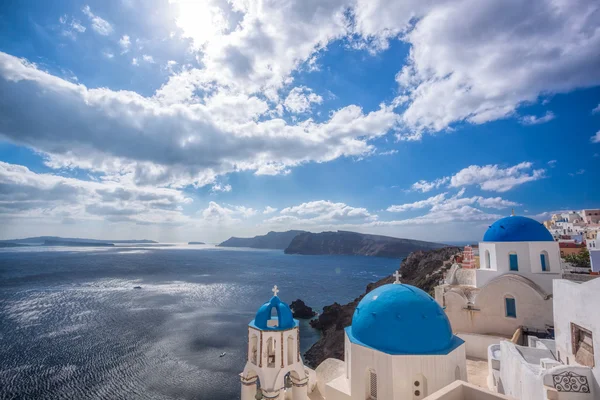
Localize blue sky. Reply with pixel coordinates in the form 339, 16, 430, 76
0, 0, 599, 243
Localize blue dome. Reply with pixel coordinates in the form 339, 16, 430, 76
349, 284, 461, 355
483, 215, 553, 242
252, 296, 295, 331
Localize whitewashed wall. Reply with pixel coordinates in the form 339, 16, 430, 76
477, 242, 560, 293
498, 341, 546, 399
343, 334, 466, 400
553, 278, 600, 397
456, 333, 506, 360
444, 274, 553, 337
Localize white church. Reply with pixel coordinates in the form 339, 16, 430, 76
240, 279, 507, 399
435, 215, 561, 354
239, 214, 600, 399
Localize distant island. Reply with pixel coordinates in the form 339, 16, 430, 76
218, 230, 306, 250
285, 231, 445, 258
188, 241, 205, 245
0, 242, 28, 248
44, 240, 114, 247
217, 230, 445, 258
0, 236, 158, 245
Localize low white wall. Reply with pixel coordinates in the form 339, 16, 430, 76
498, 341, 546, 400
457, 333, 507, 360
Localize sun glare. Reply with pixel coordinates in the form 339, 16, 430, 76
172, 0, 228, 47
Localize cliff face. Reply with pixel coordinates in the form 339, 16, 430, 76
218, 230, 306, 250
285, 230, 445, 258
303, 246, 460, 367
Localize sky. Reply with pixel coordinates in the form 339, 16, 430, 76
0, 0, 599, 243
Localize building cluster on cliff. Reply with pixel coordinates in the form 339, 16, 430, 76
238, 213, 600, 400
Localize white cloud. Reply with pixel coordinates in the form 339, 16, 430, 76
103, 51, 114, 59
0, 161, 192, 225
520, 111, 555, 125
200, 202, 256, 223
201, 201, 237, 224
131, 57, 139, 66
411, 177, 449, 193
547, 160, 557, 167
357, 0, 600, 136
592, 104, 600, 114
82, 5, 113, 36
449, 162, 545, 192
569, 169, 585, 176
378, 190, 515, 226
0, 52, 399, 188
263, 206, 278, 214
210, 183, 232, 193
142, 54, 155, 64
378, 149, 398, 156
283, 86, 323, 114
277, 200, 377, 223
162, 0, 350, 96
387, 193, 446, 212
59, 15, 86, 39
591, 131, 600, 143
119, 35, 131, 53
410, 162, 544, 194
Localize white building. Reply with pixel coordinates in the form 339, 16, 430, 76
240, 285, 310, 400
240, 278, 511, 400
436, 215, 560, 342
488, 276, 600, 399
323, 278, 467, 400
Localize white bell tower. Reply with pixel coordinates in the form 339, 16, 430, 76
240, 285, 309, 400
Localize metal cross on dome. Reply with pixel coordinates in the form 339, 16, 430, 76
272, 285, 279, 297
393, 271, 402, 284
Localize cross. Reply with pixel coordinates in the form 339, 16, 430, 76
393, 271, 402, 284
272, 285, 279, 297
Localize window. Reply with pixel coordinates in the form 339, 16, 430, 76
509, 253, 518, 271
367, 370, 377, 399
571, 323, 594, 367
505, 297, 516, 318
540, 251, 549, 271
250, 335, 258, 365
266, 338, 276, 368
287, 336, 294, 366
485, 250, 491, 269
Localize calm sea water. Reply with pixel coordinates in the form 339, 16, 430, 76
0, 245, 401, 400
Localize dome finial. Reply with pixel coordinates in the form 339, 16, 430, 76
393, 270, 402, 284
511, 208, 515, 216
271, 285, 279, 297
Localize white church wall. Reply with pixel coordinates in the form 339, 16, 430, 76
553, 278, 600, 396
456, 333, 506, 360
475, 242, 560, 294
348, 339, 394, 400
446, 275, 553, 337
390, 344, 467, 399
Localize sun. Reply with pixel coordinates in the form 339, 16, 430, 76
171, 0, 228, 47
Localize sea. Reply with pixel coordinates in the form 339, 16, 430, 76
0, 244, 402, 400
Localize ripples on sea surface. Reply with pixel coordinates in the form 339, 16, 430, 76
0, 245, 401, 399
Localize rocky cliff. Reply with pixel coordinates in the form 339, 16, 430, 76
218, 230, 306, 250
285, 230, 445, 258
303, 246, 461, 367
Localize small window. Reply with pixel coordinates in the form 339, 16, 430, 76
509, 253, 518, 271
505, 297, 516, 318
368, 370, 377, 399
485, 250, 491, 269
571, 323, 594, 367
540, 251, 549, 271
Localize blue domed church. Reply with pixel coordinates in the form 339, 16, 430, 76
241, 278, 469, 400
435, 214, 560, 352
